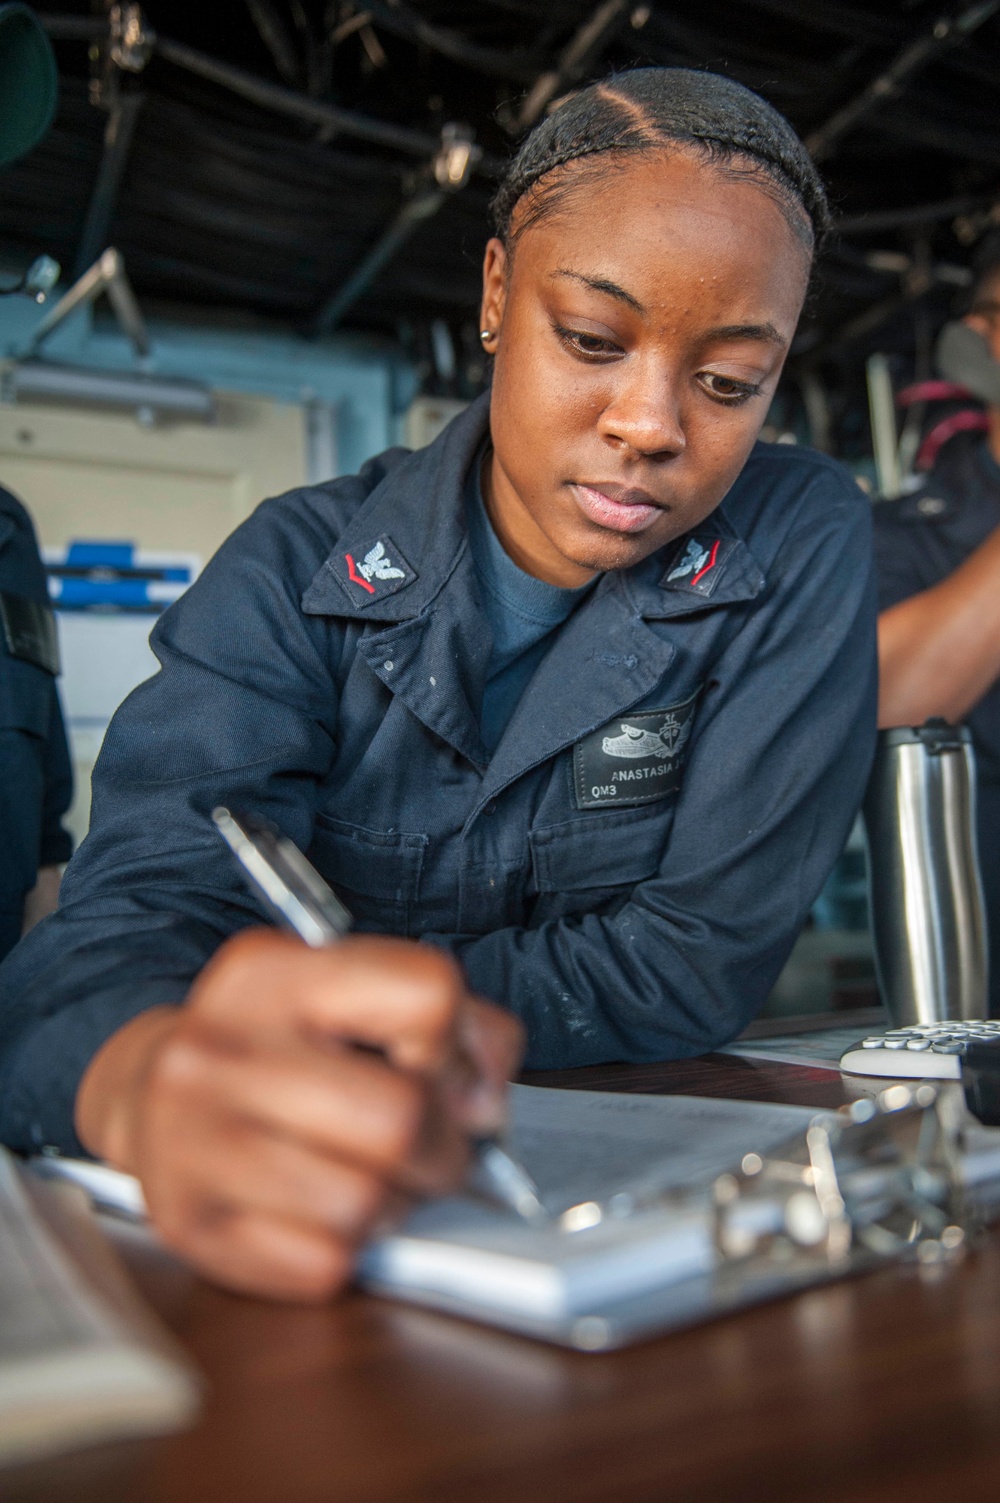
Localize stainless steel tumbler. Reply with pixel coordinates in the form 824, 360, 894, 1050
862, 721, 989, 1026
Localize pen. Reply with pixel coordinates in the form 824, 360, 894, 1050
211, 807, 548, 1226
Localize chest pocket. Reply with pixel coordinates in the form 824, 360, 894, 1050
308, 814, 427, 937
528, 803, 674, 920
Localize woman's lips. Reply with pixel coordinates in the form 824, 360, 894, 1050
569, 482, 663, 535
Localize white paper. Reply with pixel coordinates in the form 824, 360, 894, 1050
361, 1087, 817, 1320
503, 1084, 816, 1212
721, 1025, 876, 1071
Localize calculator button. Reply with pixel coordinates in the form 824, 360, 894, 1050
883, 1040, 908, 1050
931, 1042, 966, 1053
862, 1039, 883, 1048
906, 1039, 931, 1050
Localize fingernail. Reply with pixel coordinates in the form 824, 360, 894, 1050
461, 1077, 508, 1133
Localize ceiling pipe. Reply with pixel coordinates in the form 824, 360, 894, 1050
245, 0, 303, 87
73, 92, 144, 279
512, 0, 630, 132
833, 194, 996, 236
362, 0, 538, 84
41, 14, 504, 177
805, 0, 1000, 162
154, 34, 442, 160
313, 124, 479, 335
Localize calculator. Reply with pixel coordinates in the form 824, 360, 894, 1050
839, 1020, 1000, 1079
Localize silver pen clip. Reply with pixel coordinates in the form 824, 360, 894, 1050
212, 806, 351, 946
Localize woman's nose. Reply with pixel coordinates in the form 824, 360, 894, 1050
597, 366, 686, 458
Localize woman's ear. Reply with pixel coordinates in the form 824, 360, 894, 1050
479, 237, 508, 349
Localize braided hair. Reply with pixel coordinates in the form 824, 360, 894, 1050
492, 68, 828, 256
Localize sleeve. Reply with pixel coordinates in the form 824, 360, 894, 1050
441, 488, 879, 1070
0, 502, 341, 1155
38, 686, 73, 868
871, 506, 928, 612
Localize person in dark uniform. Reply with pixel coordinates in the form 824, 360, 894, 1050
875, 243, 1000, 1012
0, 488, 73, 957
0, 69, 876, 1301
0, 5, 73, 958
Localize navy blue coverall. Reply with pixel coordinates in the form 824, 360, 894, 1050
873, 434, 1000, 1012
0, 485, 72, 962
0, 396, 877, 1154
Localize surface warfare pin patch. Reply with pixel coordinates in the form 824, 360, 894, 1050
573, 692, 698, 810
335, 534, 417, 606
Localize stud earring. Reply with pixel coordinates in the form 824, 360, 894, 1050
480, 329, 493, 343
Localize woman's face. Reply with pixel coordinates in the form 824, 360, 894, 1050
481, 149, 811, 586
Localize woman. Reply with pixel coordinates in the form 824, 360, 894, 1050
0, 69, 876, 1300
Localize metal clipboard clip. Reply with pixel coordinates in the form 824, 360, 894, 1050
711, 1083, 971, 1278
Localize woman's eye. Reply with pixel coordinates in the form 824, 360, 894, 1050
554, 325, 622, 359
699, 372, 761, 404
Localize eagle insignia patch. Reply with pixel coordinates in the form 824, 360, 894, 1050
661, 533, 734, 598
334, 534, 417, 606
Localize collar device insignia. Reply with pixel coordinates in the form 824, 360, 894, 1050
335, 534, 417, 605
661, 533, 733, 597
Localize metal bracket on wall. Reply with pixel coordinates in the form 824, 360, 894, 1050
11, 249, 214, 426
23, 247, 150, 363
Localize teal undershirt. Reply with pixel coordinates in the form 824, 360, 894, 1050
466, 452, 597, 754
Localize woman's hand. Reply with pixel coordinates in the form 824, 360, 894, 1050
75, 931, 524, 1301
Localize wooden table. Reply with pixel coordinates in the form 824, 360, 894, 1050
8, 1053, 1000, 1503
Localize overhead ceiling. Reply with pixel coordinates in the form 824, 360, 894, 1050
3, 1, 1000, 407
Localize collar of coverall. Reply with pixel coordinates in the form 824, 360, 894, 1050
301, 390, 765, 625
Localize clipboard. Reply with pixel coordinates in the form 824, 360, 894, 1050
31, 1082, 1000, 1354
359, 1081, 1000, 1350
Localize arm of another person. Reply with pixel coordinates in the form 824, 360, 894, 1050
878, 521, 1000, 728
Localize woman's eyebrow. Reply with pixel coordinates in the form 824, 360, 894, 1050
550, 273, 787, 349
704, 322, 786, 347
551, 268, 645, 314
